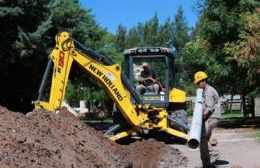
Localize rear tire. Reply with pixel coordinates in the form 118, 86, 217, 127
112, 103, 130, 132
169, 109, 188, 133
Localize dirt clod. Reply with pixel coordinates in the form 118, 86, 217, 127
0, 106, 187, 168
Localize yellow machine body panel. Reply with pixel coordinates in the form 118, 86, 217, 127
169, 88, 186, 103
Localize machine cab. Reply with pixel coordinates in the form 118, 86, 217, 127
123, 47, 176, 107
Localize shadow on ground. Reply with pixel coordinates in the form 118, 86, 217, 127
86, 121, 113, 131
85, 121, 188, 145
214, 160, 229, 166
219, 116, 260, 128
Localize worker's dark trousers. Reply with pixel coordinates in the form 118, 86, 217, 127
200, 117, 219, 167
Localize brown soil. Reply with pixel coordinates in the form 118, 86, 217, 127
0, 106, 187, 168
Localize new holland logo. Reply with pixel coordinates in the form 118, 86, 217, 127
89, 64, 123, 101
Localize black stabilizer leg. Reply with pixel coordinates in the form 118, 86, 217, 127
37, 59, 52, 101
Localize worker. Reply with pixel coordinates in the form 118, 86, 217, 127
136, 62, 160, 95
194, 71, 221, 167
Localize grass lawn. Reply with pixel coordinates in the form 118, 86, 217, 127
254, 129, 260, 142
220, 110, 243, 121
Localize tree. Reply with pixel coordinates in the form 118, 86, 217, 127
126, 27, 141, 48
158, 17, 174, 47
172, 6, 190, 52
115, 24, 127, 52
182, 0, 259, 95
224, 8, 260, 94
142, 13, 161, 46
0, 0, 108, 112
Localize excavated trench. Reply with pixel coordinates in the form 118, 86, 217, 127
0, 106, 187, 168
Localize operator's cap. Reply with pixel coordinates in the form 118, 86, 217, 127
142, 62, 149, 68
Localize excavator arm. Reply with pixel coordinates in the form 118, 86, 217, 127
34, 32, 188, 141
35, 32, 141, 128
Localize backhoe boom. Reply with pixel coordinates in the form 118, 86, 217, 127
35, 32, 141, 128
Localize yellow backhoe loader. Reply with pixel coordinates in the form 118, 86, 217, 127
34, 32, 189, 142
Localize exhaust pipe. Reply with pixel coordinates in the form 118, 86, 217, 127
187, 88, 203, 150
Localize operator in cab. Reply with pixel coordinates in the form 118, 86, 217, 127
136, 62, 160, 95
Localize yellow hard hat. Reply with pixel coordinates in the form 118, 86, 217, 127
194, 71, 208, 84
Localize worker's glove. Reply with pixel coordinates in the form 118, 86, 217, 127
210, 138, 218, 146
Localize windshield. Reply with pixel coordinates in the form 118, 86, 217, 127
133, 56, 166, 96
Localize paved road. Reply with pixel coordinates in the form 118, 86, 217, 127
172, 128, 260, 168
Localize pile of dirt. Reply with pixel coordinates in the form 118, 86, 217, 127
125, 141, 187, 168
0, 106, 187, 168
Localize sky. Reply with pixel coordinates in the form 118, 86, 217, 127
79, 0, 199, 34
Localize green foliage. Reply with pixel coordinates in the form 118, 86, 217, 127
66, 80, 90, 102
66, 80, 108, 103
143, 13, 160, 46
126, 27, 142, 48
4, 0, 258, 113
115, 24, 127, 52
181, 38, 209, 94
172, 7, 190, 51
255, 130, 260, 142
181, 0, 259, 95
0, 0, 108, 112
123, 11, 190, 50
224, 12, 260, 66
159, 17, 174, 47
